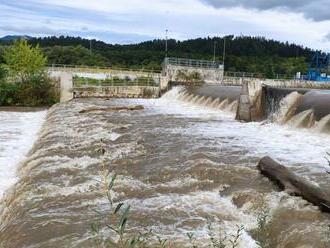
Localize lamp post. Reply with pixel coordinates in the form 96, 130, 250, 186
165, 29, 168, 58
222, 37, 226, 67
88, 37, 92, 54
213, 40, 217, 62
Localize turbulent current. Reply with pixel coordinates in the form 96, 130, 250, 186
0, 87, 330, 247
0, 110, 46, 199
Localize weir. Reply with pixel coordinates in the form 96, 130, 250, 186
226, 77, 330, 122
1, 91, 330, 247
49, 63, 330, 131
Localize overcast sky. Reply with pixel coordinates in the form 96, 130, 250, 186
1, 0, 330, 51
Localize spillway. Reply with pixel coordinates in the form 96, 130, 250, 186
0, 87, 329, 247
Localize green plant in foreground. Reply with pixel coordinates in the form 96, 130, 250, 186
92, 143, 247, 248
207, 221, 244, 248
325, 152, 330, 175
91, 145, 137, 248
187, 232, 198, 248
252, 208, 271, 248
323, 224, 330, 248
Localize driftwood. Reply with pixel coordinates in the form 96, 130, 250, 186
79, 105, 144, 113
257, 156, 330, 213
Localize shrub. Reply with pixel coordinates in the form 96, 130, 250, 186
3, 40, 47, 84
16, 74, 59, 106
0, 81, 19, 105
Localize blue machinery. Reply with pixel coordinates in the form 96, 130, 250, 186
302, 52, 330, 82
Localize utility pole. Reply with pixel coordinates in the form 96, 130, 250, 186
165, 29, 168, 58
89, 39, 92, 54
213, 40, 217, 62
222, 37, 226, 67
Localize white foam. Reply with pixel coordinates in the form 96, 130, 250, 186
0, 110, 46, 199
115, 87, 330, 177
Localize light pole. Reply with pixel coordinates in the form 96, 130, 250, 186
165, 29, 168, 58
213, 40, 217, 62
222, 37, 226, 67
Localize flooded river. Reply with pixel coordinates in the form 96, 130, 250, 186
0, 88, 329, 247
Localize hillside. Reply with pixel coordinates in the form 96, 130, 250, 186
0, 35, 318, 78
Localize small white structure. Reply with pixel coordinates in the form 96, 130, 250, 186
161, 57, 224, 90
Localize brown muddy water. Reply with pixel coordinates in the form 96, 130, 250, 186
0, 87, 330, 247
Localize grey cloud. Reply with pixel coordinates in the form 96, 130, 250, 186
200, 0, 330, 21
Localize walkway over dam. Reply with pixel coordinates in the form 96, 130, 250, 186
49, 60, 330, 123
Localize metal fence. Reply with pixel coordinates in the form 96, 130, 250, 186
164, 57, 223, 69
48, 64, 161, 75
224, 71, 295, 80
72, 75, 160, 88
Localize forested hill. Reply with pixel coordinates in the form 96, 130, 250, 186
0, 35, 317, 78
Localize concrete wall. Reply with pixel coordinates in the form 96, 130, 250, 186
49, 71, 73, 102
49, 69, 161, 101
164, 65, 224, 84
73, 86, 160, 98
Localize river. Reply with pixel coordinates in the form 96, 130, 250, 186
0, 88, 329, 247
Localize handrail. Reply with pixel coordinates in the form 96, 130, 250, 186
164, 57, 223, 69
72, 75, 161, 88
47, 64, 161, 74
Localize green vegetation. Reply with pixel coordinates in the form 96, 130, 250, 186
73, 76, 158, 87
325, 152, 330, 174
251, 208, 272, 248
0, 35, 314, 78
0, 40, 59, 106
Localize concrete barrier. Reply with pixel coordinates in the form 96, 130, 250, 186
73, 86, 160, 99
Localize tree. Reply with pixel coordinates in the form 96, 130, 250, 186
3, 39, 47, 83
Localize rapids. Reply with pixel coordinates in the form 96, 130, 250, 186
0, 87, 329, 247
0, 110, 46, 199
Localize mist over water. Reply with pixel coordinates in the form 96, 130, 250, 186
0, 87, 329, 247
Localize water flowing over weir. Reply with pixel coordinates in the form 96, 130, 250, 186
264, 88, 330, 133
0, 87, 330, 247
0, 110, 46, 199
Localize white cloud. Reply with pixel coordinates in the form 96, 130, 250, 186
0, 0, 330, 51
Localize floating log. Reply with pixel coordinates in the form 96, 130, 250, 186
79, 105, 144, 113
257, 156, 330, 212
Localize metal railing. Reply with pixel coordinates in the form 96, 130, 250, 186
72, 75, 160, 88
164, 57, 223, 69
48, 64, 161, 75
224, 71, 296, 80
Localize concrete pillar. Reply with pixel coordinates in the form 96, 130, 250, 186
59, 72, 73, 102
236, 82, 251, 122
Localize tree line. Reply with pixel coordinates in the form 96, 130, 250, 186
0, 35, 319, 78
